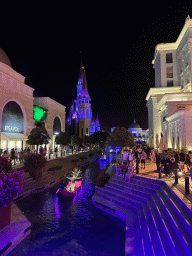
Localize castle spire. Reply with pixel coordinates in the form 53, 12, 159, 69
78, 52, 87, 91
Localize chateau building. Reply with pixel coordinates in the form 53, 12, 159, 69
66, 61, 100, 136
0, 48, 66, 152
146, 16, 192, 150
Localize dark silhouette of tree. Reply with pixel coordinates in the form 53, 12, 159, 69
108, 127, 135, 149
27, 127, 50, 152
55, 132, 71, 146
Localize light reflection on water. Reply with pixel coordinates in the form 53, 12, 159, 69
15, 151, 125, 256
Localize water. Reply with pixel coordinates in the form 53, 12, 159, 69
13, 151, 125, 256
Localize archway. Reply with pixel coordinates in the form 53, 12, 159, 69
53, 116, 62, 135
1, 101, 24, 133
1, 100, 26, 151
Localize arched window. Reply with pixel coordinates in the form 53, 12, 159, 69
53, 117, 61, 135
1, 101, 24, 133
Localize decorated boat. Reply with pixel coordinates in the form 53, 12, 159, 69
100, 153, 107, 161
56, 168, 83, 199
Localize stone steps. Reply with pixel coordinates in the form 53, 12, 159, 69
93, 174, 192, 256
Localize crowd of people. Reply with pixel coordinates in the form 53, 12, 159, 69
116, 148, 147, 182
152, 149, 192, 177
0, 145, 81, 166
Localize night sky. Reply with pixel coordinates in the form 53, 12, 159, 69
1, 2, 192, 133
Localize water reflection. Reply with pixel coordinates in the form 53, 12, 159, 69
15, 151, 124, 256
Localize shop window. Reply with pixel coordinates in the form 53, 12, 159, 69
2, 101, 24, 133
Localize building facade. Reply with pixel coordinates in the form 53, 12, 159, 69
128, 120, 149, 144
66, 61, 100, 136
34, 97, 66, 150
146, 16, 192, 150
0, 48, 66, 152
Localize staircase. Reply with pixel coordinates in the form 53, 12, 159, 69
92, 175, 192, 256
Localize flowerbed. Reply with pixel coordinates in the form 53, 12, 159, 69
0, 170, 25, 207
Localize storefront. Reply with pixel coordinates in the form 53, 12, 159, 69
1, 101, 29, 152
0, 49, 66, 154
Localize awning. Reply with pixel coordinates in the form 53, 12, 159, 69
1, 132, 28, 141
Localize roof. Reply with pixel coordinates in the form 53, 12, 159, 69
129, 119, 140, 128
0, 48, 12, 67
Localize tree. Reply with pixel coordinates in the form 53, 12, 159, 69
27, 127, 50, 151
108, 127, 135, 149
82, 135, 96, 150
91, 131, 109, 144
55, 132, 71, 146
71, 135, 83, 147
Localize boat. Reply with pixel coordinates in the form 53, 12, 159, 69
56, 168, 83, 199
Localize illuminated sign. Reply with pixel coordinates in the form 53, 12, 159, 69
3, 125, 19, 132
33, 106, 45, 122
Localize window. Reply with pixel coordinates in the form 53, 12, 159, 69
81, 128, 83, 136
167, 80, 174, 87
166, 66, 173, 78
86, 128, 89, 135
166, 53, 173, 63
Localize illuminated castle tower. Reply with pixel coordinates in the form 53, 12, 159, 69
66, 60, 100, 136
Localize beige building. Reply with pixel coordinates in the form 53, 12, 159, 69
146, 16, 192, 151
34, 97, 66, 150
0, 48, 66, 152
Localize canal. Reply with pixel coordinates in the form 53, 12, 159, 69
13, 150, 125, 256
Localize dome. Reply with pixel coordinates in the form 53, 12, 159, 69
0, 48, 12, 67
129, 119, 140, 129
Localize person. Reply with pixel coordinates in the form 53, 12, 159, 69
3, 150, 8, 159
10, 148, 16, 165
179, 150, 185, 172
164, 155, 171, 176
26, 147, 30, 154
150, 149, 156, 163
140, 150, 147, 169
135, 149, 140, 170
170, 156, 179, 177
187, 163, 192, 182
125, 160, 134, 182
15, 149, 19, 163
39, 146, 43, 154
155, 152, 161, 171
173, 151, 179, 163
128, 150, 133, 164
122, 150, 128, 164
185, 154, 191, 167
19, 149, 24, 164
43, 146, 46, 154
116, 162, 122, 176
54, 147, 58, 158
121, 162, 128, 177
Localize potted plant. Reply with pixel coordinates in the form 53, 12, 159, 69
0, 156, 12, 173
24, 153, 47, 180
0, 170, 25, 230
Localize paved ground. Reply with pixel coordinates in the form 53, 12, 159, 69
137, 160, 192, 210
